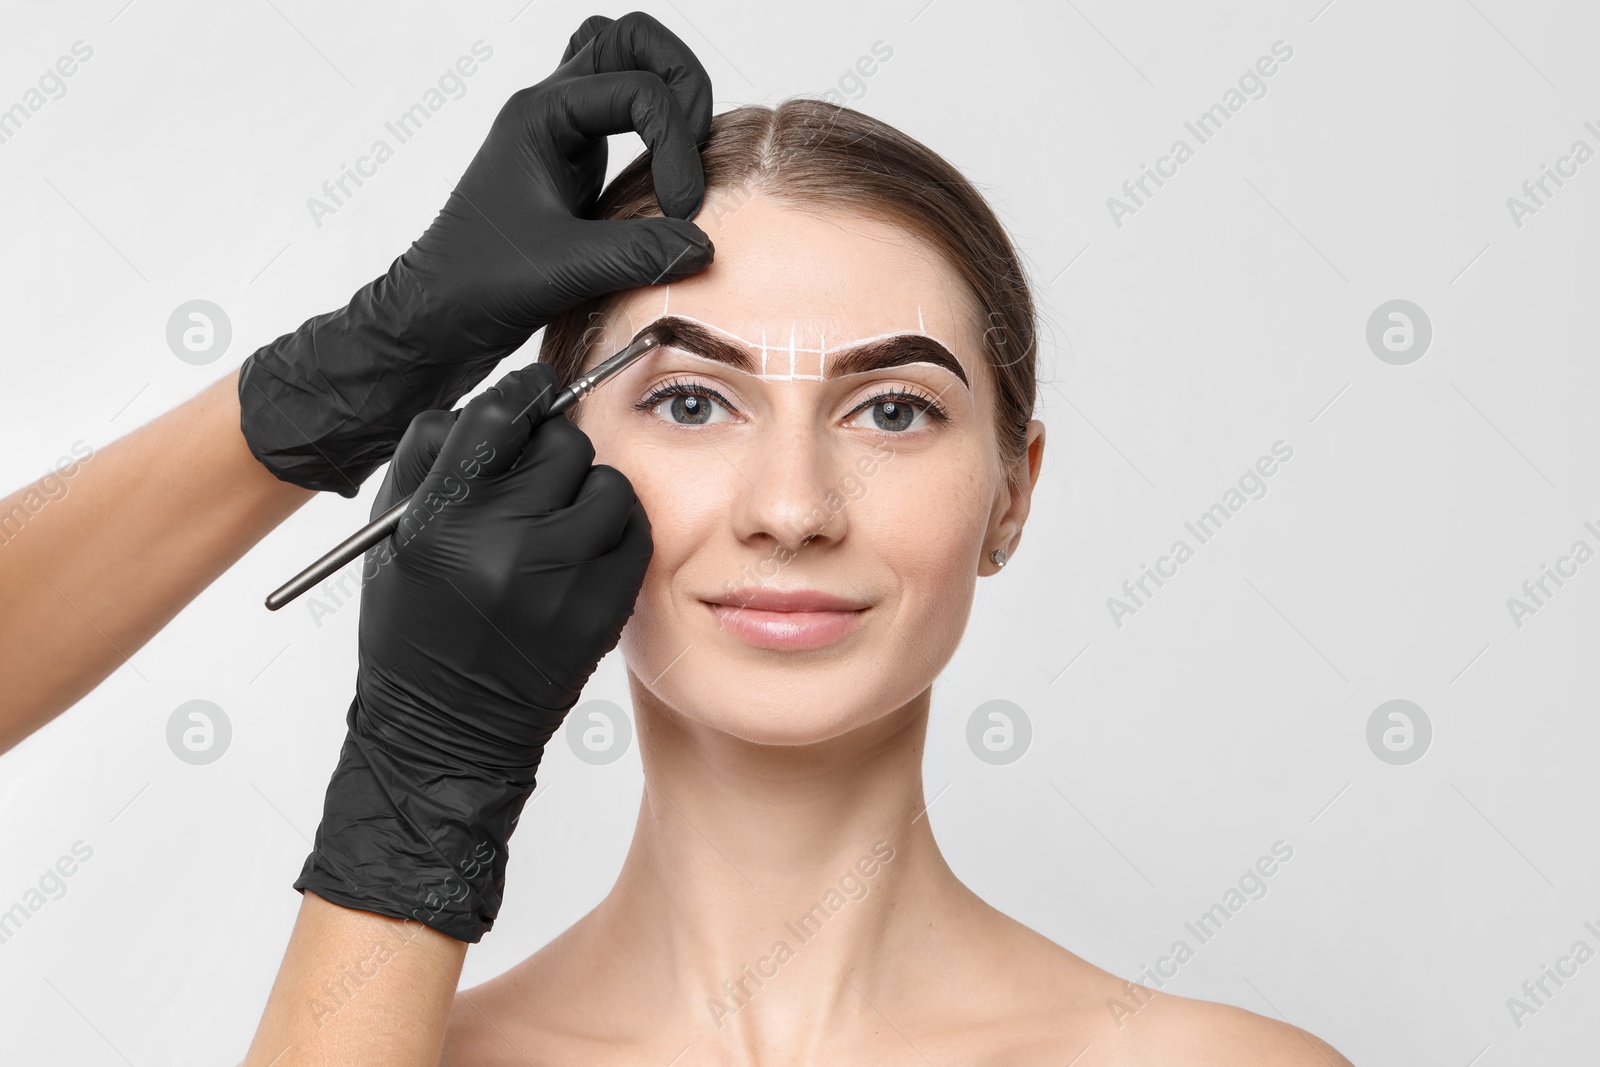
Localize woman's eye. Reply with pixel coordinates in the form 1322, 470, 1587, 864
643, 388, 735, 426
638, 383, 946, 432
846, 396, 938, 433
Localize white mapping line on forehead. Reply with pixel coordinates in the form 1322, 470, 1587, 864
652, 291, 956, 383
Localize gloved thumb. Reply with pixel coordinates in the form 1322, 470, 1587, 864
372, 408, 460, 519
373, 360, 567, 521
568, 216, 714, 296
431, 361, 560, 485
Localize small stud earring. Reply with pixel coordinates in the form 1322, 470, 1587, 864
990, 548, 1008, 568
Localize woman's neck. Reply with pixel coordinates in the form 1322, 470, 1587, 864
573, 671, 980, 1052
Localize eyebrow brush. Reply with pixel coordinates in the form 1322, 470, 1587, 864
264, 324, 674, 611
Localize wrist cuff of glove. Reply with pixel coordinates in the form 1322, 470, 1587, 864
293, 698, 538, 943
237, 259, 507, 497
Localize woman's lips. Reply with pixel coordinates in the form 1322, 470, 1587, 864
702, 588, 870, 651
706, 602, 868, 650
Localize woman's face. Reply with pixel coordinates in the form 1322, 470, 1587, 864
572, 191, 1039, 745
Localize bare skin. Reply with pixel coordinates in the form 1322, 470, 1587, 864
0, 369, 483, 1058
0, 369, 314, 753
243, 891, 468, 1066
443, 692, 1349, 1066
437, 193, 1354, 1065
0, 370, 481, 1061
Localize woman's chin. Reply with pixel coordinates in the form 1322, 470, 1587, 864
659, 689, 880, 746
713, 705, 876, 747
618, 601, 945, 746
623, 662, 903, 747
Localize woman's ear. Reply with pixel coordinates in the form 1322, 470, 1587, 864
983, 419, 1046, 575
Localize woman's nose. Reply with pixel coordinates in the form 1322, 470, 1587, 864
726, 423, 852, 555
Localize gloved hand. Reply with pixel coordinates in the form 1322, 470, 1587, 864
239, 11, 713, 495
293, 360, 653, 941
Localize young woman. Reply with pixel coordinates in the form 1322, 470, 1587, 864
417, 100, 1355, 1066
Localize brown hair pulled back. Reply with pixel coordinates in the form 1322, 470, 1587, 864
538, 99, 1037, 482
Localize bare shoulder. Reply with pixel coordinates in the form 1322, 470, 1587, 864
438, 946, 576, 1067
437, 968, 530, 1067
439, 902, 1354, 1067
973, 915, 1353, 1067
1116, 989, 1355, 1066
438, 922, 635, 1067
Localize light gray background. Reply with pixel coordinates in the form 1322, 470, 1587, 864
1, 1, 1594, 1063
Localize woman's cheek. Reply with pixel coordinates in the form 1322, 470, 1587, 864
876, 438, 990, 547
902, 449, 991, 612
628, 444, 736, 612
635, 442, 728, 525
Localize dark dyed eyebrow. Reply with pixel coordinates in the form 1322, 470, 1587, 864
634, 314, 970, 389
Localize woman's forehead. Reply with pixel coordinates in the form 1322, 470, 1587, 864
610, 286, 953, 348
619, 192, 979, 340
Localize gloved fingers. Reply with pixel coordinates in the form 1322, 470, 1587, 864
433, 362, 562, 484
372, 408, 460, 519
549, 485, 653, 661
400, 365, 598, 537
492, 412, 598, 516
384, 363, 570, 554
546, 463, 650, 560
484, 360, 563, 427
581, 11, 713, 153
549, 68, 706, 220
561, 215, 713, 295
561, 14, 613, 65
618, 495, 654, 572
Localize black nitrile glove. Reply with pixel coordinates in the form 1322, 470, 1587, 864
238, 11, 713, 495
293, 361, 652, 941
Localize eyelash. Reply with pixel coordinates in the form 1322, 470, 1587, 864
633, 376, 952, 430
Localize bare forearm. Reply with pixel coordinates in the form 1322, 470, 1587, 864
244, 892, 466, 1066
0, 370, 315, 750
